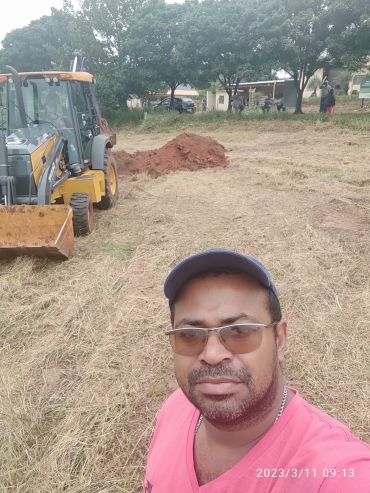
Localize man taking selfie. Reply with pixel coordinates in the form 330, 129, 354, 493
144, 248, 370, 492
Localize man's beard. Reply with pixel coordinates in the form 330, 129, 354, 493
175, 350, 280, 430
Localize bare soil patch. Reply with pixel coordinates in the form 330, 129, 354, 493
114, 132, 228, 178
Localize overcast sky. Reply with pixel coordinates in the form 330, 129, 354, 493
0, 0, 181, 44
0, 0, 81, 43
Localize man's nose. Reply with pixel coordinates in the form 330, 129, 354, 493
198, 331, 233, 365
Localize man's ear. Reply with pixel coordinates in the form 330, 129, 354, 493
275, 320, 287, 364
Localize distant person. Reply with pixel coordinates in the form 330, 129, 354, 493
277, 97, 286, 112
319, 79, 331, 113
231, 94, 245, 113
41, 92, 79, 164
261, 95, 273, 113
143, 248, 370, 492
41, 92, 66, 127
326, 88, 336, 115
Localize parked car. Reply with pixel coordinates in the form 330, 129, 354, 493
153, 97, 196, 113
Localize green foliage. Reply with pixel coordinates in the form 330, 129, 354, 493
137, 101, 370, 133
327, 0, 370, 71
254, 0, 335, 113
0, 14, 67, 72
77, 0, 151, 105
101, 107, 146, 127
307, 76, 322, 96
181, 0, 275, 106
140, 111, 183, 132
332, 70, 353, 94
0, 0, 369, 113
126, 0, 190, 106
209, 81, 224, 94
252, 91, 266, 107
138, 108, 318, 132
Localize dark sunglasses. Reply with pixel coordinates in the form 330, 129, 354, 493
165, 322, 277, 356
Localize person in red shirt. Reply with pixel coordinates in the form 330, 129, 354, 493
144, 248, 370, 492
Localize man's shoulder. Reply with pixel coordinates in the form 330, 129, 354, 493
290, 393, 370, 460
150, 389, 196, 446
300, 396, 357, 435
157, 388, 195, 420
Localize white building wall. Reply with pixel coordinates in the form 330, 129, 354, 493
206, 91, 229, 111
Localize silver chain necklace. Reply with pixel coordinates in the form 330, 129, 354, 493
194, 383, 288, 435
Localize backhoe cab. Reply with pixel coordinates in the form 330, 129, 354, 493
0, 51, 118, 260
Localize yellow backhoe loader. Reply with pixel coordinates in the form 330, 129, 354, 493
0, 50, 118, 260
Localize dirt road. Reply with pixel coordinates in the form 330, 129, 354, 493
1, 120, 370, 492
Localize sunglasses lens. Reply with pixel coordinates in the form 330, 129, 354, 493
220, 325, 263, 354
169, 329, 207, 356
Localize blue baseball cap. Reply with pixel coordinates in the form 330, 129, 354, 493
164, 248, 279, 303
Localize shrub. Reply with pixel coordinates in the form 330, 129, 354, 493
101, 107, 147, 127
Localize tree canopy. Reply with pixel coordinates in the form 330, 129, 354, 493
126, 0, 190, 105
180, 0, 276, 108
0, 14, 67, 72
0, 0, 369, 112
254, 0, 338, 113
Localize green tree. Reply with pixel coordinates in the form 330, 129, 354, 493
0, 14, 67, 72
307, 75, 322, 96
77, 0, 150, 108
0, 3, 100, 75
126, 0, 190, 108
332, 70, 353, 94
181, 0, 274, 109
326, 0, 370, 71
255, 0, 335, 114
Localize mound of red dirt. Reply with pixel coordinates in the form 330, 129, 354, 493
113, 133, 229, 179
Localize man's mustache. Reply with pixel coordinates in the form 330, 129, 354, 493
188, 363, 252, 386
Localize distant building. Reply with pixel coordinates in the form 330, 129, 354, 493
207, 79, 292, 111
206, 65, 370, 112
127, 85, 199, 109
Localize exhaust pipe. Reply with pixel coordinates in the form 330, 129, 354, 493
5, 66, 27, 129
0, 133, 16, 205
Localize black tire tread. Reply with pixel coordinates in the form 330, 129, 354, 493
70, 193, 93, 236
96, 151, 119, 210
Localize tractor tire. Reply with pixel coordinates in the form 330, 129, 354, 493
96, 151, 118, 210
70, 193, 93, 236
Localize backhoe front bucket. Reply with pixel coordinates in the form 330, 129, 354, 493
0, 205, 74, 260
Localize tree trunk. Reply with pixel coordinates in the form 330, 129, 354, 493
225, 88, 233, 110
170, 86, 176, 110
294, 89, 304, 114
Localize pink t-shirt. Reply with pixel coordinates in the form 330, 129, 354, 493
143, 388, 370, 492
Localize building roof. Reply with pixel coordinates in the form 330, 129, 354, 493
235, 79, 293, 88
166, 89, 199, 96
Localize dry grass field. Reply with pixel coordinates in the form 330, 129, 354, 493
1, 118, 370, 492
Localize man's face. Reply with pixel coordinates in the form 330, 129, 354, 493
172, 274, 287, 429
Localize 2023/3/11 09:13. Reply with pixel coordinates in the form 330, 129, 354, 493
256, 468, 355, 479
